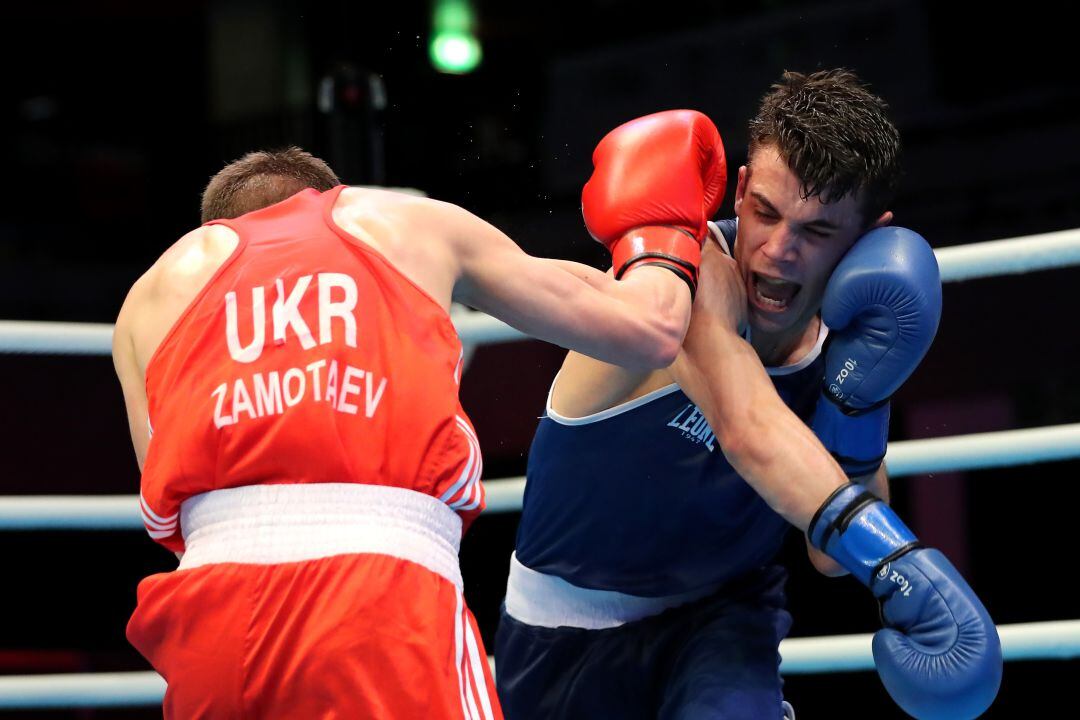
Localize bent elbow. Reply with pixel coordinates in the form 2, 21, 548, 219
623, 316, 685, 369
648, 306, 691, 368
648, 331, 682, 368
625, 338, 678, 370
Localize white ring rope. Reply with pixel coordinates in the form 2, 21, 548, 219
0, 672, 166, 710
935, 228, 1080, 282
1, 619, 1077, 708
883, 423, 1080, 475
0, 321, 114, 355
776, 619, 1080, 674
1, 228, 1078, 355
1, 423, 1078, 529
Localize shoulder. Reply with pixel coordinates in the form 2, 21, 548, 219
336, 186, 464, 228
335, 186, 480, 253
149, 225, 238, 303
117, 224, 237, 335
345, 188, 498, 244
701, 239, 740, 277
694, 236, 748, 334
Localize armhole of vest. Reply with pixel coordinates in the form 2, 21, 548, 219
424, 410, 462, 498
544, 372, 682, 427
707, 220, 733, 257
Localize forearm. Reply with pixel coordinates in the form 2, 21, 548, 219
464, 253, 691, 369
543, 262, 692, 368
725, 394, 850, 530
671, 330, 847, 530
547, 259, 692, 326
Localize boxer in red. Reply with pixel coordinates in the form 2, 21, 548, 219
113, 137, 725, 718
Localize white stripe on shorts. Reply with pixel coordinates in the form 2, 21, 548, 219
454, 590, 472, 720
464, 609, 495, 719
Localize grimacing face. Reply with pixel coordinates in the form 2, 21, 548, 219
733, 145, 891, 338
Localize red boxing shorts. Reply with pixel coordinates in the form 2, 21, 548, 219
127, 483, 501, 719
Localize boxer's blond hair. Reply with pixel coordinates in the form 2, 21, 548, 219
749, 69, 901, 226
201, 147, 340, 223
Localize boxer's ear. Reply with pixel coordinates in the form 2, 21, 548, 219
871, 210, 893, 229
733, 166, 749, 213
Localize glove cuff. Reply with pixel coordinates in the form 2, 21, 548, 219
808, 483, 920, 587
812, 395, 890, 477
612, 226, 701, 295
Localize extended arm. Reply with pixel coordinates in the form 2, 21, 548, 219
668, 249, 849, 529
445, 201, 692, 370
450, 110, 728, 370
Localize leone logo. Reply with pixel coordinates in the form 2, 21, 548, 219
877, 563, 890, 580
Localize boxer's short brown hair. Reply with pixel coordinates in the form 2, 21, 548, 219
749, 69, 901, 225
201, 147, 340, 223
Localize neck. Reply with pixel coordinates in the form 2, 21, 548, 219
751, 315, 820, 367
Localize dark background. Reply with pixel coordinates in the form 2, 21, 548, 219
2, 0, 1078, 717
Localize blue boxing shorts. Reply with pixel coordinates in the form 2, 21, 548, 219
494, 559, 794, 720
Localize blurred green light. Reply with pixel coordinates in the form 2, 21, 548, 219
431, 0, 480, 74
430, 31, 481, 74
434, 0, 472, 32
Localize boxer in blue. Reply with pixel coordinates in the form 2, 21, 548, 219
495, 70, 1001, 719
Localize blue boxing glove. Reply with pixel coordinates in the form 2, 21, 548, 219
813, 227, 942, 476
809, 484, 1002, 719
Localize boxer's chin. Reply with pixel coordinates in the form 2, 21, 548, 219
749, 303, 795, 334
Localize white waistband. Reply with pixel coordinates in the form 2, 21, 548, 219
504, 553, 722, 629
178, 483, 464, 590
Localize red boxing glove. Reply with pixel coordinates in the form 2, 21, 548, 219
582, 110, 727, 294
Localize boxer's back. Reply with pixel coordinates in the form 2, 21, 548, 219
128, 187, 451, 372
136, 186, 482, 552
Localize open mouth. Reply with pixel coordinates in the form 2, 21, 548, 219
751, 272, 801, 312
